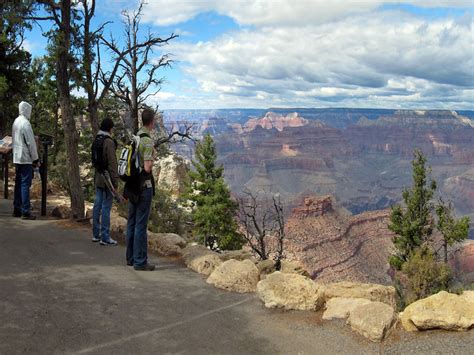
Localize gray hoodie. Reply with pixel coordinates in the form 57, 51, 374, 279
12, 101, 39, 164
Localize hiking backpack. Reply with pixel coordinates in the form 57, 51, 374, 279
118, 132, 150, 182
91, 134, 112, 172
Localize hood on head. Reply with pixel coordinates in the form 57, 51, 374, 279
19, 101, 32, 120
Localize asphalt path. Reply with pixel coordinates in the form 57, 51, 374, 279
0, 199, 473, 355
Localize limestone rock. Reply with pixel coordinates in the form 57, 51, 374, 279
257, 271, 323, 311
51, 204, 71, 219
322, 297, 372, 320
154, 153, 190, 199
30, 180, 42, 199
148, 233, 186, 257
182, 244, 214, 263
219, 249, 254, 262
400, 291, 474, 332
280, 260, 310, 277
347, 301, 396, 342
321, 282, 396, 308
257, 259, 277, 277
182, 244, 223, 275
109, 216, 128, 243
110, 216, 128, 235
207, 259, 259, 293
188, 254, 222, 276
460, 290, 474, 303
85, 208, 93, 219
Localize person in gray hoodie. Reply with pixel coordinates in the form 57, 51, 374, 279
12, 101, 39, 220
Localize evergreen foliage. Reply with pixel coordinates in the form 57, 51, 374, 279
0, 2, 32, 135
388, 150, 437, 269
149, 187, 191, 237
185, 134, 244, 250
401, 247, 451, 305
435, 198, 470, 264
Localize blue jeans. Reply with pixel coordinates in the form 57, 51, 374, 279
126, 187, 153, 267
13, 164, 33, 216
92, 187, 113, 242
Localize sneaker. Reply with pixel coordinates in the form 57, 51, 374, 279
13, 210, 22, 218
127, 261, 133, 266
21, 214, 36, 220
92, 237, 101, 243
100, 238, 118, 246
133, 264, 155, 271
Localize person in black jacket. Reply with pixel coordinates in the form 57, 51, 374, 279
92, 118, 119, 245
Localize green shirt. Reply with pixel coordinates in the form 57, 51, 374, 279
137, 127, 154, 168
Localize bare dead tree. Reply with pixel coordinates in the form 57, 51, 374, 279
238, 190, 286, 268
79, 0, 162, 135
78, 0, 109, 134
103, 1, 177, 133
154, 120, 196, 149
272, 194, 285, 270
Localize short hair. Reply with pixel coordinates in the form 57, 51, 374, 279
141, 108, 155, 127
100, 118, 114, 132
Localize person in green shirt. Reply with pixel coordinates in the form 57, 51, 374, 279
125, 108, 156, 271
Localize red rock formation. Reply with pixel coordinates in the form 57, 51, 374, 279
243, 112, 309, 132
285, 196, 395, 285
292, 196, 333, 219
452, 240, 474, 283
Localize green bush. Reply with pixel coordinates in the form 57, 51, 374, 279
400, 247, 451, 305
148, 188, 191, 237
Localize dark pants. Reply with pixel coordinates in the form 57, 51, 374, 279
13, 164, 33, 216
126, 187, 153, 267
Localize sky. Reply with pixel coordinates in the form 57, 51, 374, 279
24, 0, 474, 110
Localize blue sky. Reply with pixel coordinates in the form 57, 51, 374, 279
25, 1, 473, 110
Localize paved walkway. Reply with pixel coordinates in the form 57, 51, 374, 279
0, 199, 473, 354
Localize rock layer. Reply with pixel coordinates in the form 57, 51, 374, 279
286, 196, 395, 284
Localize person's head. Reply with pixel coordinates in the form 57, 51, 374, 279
100, 117, 114, 133
141, 108, 155, 130
19, 101, 32, 120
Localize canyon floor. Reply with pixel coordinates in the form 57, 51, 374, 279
0, 199, 473, 355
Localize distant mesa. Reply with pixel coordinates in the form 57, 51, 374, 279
240, 112, 309, 132
291, 195, 334, 219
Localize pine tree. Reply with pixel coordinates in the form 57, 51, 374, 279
185, 134, 244, 250
435, 198, 470, 264
389, 150, 437, 269
0, 2, 32, 135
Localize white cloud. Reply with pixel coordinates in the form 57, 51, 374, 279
141, 0, 471, 27
21, 39, 36, 52
152, 91, 176, 100
130, 1, 474, 109
163, 10, 473, 109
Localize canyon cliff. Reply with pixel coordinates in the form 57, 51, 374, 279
285, 196, 395, 284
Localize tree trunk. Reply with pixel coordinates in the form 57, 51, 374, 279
83, 4, 100, 136
444, 240, 448, 264
88, 103, 100, 135
57, 0, 85, 219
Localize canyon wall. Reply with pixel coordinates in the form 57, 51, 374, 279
285, 196, 395, 285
